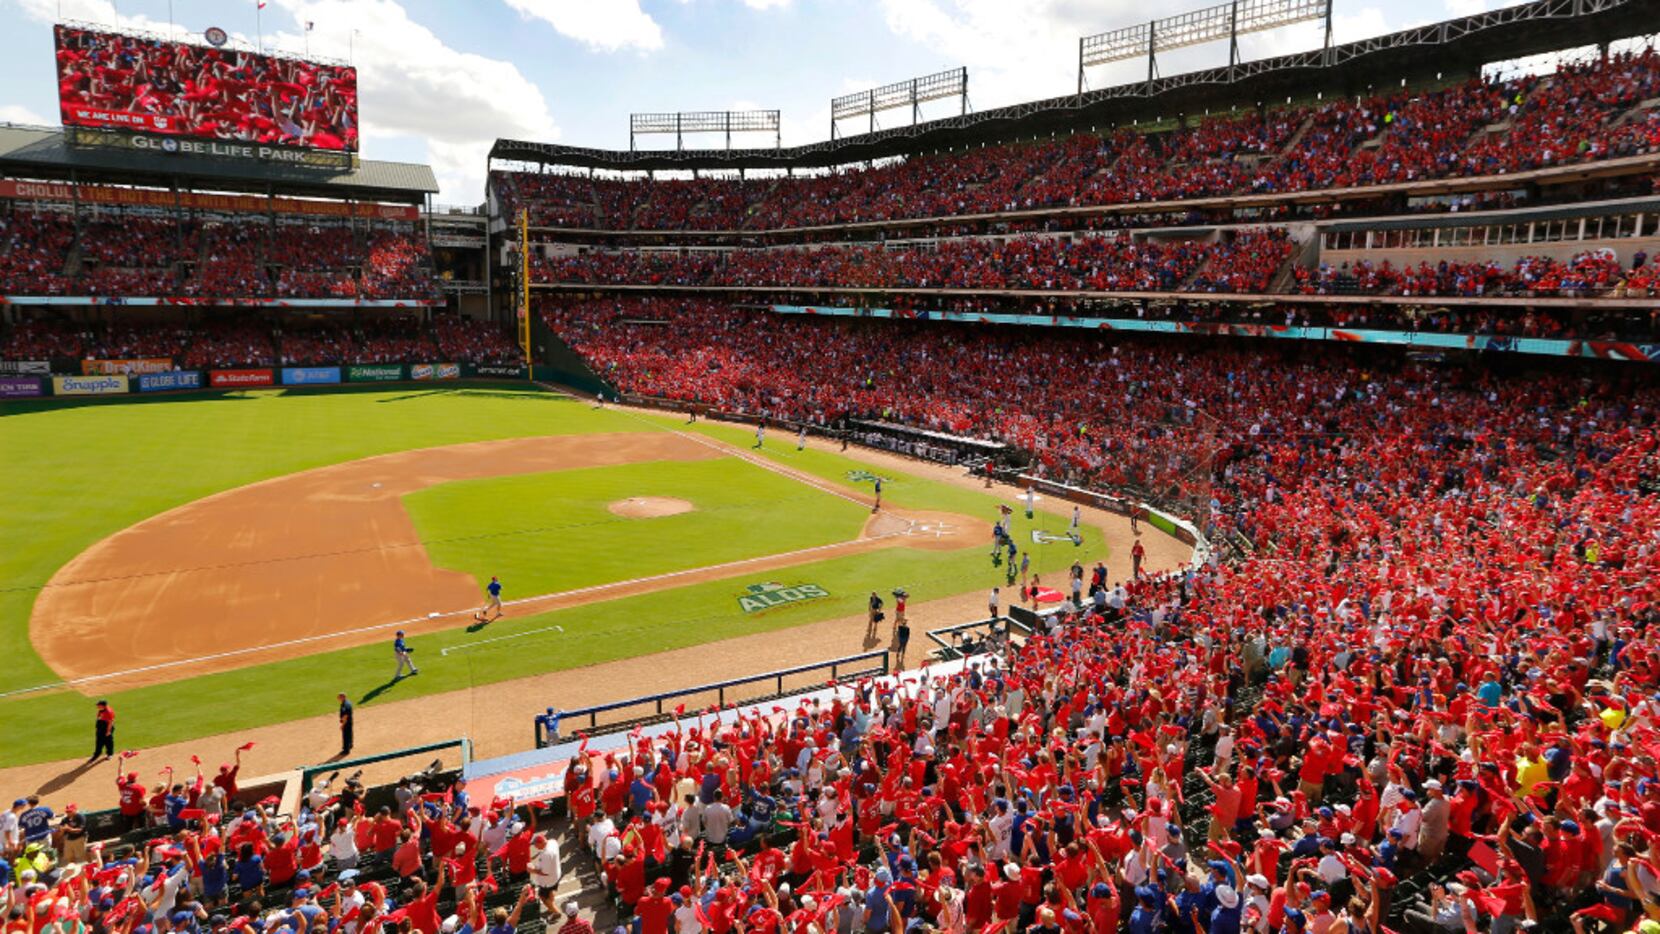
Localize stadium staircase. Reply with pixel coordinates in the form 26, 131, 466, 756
1270, 235, 1320, 293
1275, 114, 1317, 159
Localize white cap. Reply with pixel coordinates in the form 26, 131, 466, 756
1216, 885, 1239, 909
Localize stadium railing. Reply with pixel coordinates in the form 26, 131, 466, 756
533, 649, 889, 747
297, 736, 471, 795
924, 614, 1034, 661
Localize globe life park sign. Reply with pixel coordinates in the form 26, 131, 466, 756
66, 127, 355, 170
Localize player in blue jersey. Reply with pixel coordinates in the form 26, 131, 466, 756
475, 575, 503, 623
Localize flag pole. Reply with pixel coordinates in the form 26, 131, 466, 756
255, 2, 263, 53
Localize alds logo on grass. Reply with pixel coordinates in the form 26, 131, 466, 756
845, 470, 880, 483
739, 581, 829, 613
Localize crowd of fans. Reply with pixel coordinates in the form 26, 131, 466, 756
1294, 249, 1655, 298
0, 316, 513, 368
535, 296, 1660, 934
0, 211, 440, 300
534, 231, 1295, 294
532, 232, 1657, 299
494, 49, 1660, 233
434, 315, 522, 366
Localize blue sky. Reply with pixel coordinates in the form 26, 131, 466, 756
0, 0, 1524, 203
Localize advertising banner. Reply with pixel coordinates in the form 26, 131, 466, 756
0, 360, 50, 376
0, 377, 43, 398
468, 364, 529, 379
346, 364, 404, 382
136, 371, 203, 392
52, 374, 129, 396
0, 180, 417, 221
82, 358, 173, 376
410, 363, 460, 381
281, 366, 343, 386
209, 369, 274, 388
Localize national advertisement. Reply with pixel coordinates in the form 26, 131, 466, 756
346, 364, 404, 382
0, 376, 43, 398
209, 368, 275, 388
410, 363, 460, 381
0, 361, 49, 376
52, 374, 129, 396
82, 357, 173, 376
281, 366, 342, 386
136, 371, 203, 392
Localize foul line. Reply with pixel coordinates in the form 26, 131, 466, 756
2, 523, 909, 700
608, 407, 876, 511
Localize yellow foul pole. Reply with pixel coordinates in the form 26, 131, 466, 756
518, 208, 532, 381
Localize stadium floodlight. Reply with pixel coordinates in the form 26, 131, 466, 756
1078, 0, 1330, 91
628, 110, 781, 151
830, 67, 968, 139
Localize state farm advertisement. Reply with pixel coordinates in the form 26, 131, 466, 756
209, 368, 274, 388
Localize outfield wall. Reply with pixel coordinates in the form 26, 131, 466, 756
0, 362, 531, 399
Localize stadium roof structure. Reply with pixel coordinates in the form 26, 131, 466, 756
0, 125, 438, 203
489, 0, 1655, 173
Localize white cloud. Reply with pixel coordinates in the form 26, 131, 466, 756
264, 0, 562, 202
500, 0, 664, 53
878, 0, 1128, 107
0, 104, 51, 126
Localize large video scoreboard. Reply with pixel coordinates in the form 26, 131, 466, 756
53, 23, 359, 167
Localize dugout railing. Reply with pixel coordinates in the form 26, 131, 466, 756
533, 649, 889, 747
923, 614, 1035, 661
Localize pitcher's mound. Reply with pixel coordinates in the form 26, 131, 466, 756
609, 496, 694, 519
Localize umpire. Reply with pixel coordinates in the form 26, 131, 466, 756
91, 700, 115, 761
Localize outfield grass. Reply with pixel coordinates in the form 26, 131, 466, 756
0, 388, 1104, 767
405, 458, 869, 595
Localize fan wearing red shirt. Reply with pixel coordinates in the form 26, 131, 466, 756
992, 863, 1024, 923
117, 767, 147, 831
405, 865, 446, 934
636, 879, 675, 934
964, 865, 994, 931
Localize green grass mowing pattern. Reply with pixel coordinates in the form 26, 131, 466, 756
0, 386, 636, 696
0, 393, 1108, 766
403, 458, 869, 595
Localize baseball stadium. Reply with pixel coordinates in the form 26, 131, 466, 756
1, 0, 1659, 931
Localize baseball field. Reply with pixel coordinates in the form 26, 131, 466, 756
0, 384, 1118, 771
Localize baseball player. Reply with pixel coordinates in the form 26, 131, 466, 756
393, 630, 418, 679
1069, 505, 1083, 545
797, 426, 807, 451
754, 422, 765, 448
872, 476, 883, 513
1023, 487, 1035, 520
476, 576, 503, 622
